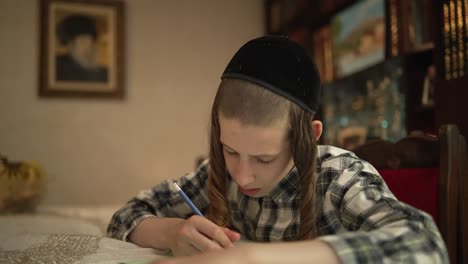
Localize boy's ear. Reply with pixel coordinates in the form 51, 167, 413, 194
311, 120, 323, 141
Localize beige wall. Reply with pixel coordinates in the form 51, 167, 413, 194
0, 0, 264, 205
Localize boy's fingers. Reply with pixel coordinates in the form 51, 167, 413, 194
223, 228, 241, 242
171, 237, 200, 257
186, 231, 222, 252
180, 242, 201, 256
193, 217, 234, 248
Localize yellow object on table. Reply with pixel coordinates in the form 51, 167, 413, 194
0, 154, 47, 213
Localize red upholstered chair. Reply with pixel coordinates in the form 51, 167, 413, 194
354, 125, 467, 263
353, 139, 399, 169
379, 168, 439, 223
383, 130, 440, 221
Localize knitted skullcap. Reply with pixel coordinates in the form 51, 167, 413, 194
222, 35, 321, 113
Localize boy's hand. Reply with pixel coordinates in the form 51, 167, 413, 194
169, 215, 240, 256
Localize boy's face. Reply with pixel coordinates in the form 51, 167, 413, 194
219, 113, 294, 197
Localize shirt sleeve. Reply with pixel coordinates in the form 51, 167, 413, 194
317, 157, 449, 263
106, 160, 210, 241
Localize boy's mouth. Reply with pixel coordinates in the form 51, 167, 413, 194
239, 187, 261, 196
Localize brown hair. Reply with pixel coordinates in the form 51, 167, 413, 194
205, 79, 318, 240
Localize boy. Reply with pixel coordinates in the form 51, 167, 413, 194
108, 36, 448, 263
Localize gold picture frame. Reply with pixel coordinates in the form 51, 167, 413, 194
39, 0, 125, 98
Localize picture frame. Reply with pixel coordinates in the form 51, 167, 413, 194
39, 0, 125, 99
331, 0, 386, 79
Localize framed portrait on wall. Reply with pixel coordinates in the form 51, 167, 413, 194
39, 0, 125, 98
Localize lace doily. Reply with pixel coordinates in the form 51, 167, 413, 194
0, 234, 99, 264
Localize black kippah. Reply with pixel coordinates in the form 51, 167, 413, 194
222, 36, 321, 113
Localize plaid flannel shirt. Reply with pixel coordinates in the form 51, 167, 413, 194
107, 145, 448, 263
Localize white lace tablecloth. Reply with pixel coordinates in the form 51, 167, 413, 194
36, 204, 123, 234
0, 214, 167, 264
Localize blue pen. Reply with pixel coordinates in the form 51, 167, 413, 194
173, 182, 204, 217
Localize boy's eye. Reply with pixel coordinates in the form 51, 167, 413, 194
224, 148, 237, 155
256, 158, 273, 164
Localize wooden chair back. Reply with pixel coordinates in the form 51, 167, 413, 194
441, 125, 468, 264
354, 124, 467, 263
438, 124, 463, 263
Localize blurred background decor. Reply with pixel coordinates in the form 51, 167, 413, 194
321, 57, 405, 149
265, 0, 468, 147
39, 0, 125, 98
331, 0, 386, 78
0, 154, 47, 213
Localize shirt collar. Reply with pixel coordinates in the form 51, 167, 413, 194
268, 167, 299, 205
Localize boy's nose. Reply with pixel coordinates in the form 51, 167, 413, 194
235, 159, 255, 187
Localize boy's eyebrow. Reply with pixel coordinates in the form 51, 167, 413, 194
220, 141, 279, 158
